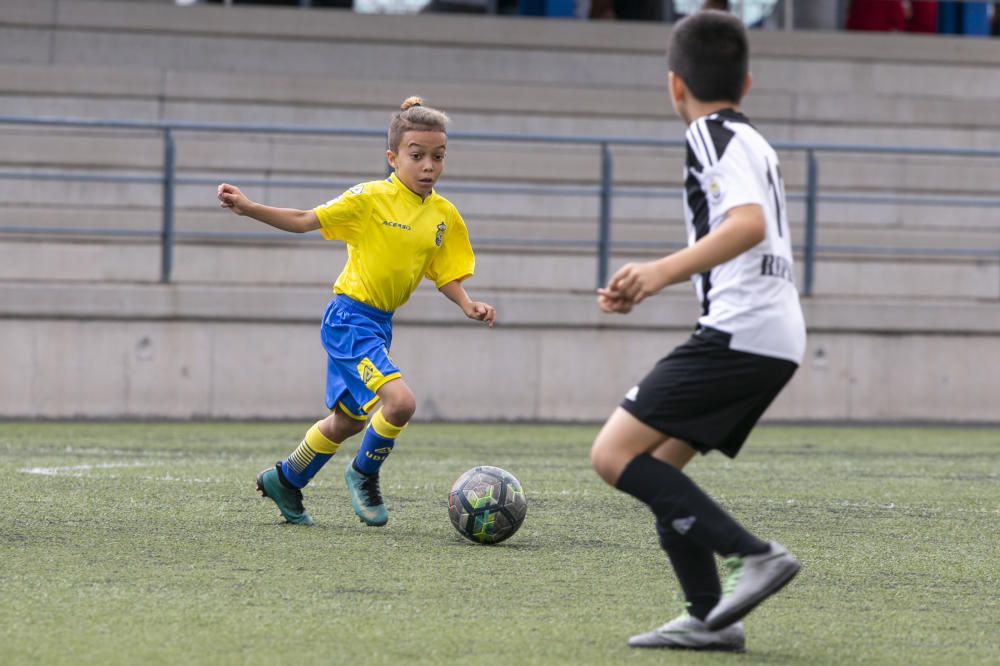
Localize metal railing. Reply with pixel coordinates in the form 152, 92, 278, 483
2, 115, 1000, 296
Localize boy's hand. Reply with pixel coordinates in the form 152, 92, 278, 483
217, 183, 252, 215
598, 260, 669, 312
596, 289, 634, 314
463, 301, 496, 328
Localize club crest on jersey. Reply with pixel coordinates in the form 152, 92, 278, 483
435, 222, 446, 247
707, 177, 724, 204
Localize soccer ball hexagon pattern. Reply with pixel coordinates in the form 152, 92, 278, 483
448, 466, 527, 544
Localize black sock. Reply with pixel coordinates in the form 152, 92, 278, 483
656, 519, 720, 621
616, 453, 768, 557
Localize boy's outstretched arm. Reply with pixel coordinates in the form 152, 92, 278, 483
217, 183, 321, 234
439, 280, 496, 328
598, 203, 766, 314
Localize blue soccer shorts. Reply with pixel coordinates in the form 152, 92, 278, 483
320, 295, 401, 420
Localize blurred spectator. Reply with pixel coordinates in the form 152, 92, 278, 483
938, 0, 991, 36
701, 0, 728, 10
420, 0, 522, 13
845, 0, 906, 31
420, 0, 489, 12
590, 0, 662, 20
993, 3, 1000, 35
199, 0, 354, 6
906, 1, 937, 33
517, 0, 581, 16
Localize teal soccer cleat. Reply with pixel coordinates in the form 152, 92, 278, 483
344, 462, 388, 526
256, 463, 313, 526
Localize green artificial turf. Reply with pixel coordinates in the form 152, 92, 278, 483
1, 423, 997, 665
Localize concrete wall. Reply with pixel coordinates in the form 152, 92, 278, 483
6, 315, 998, 423
2, 282, 998, 422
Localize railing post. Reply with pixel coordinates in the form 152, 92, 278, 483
160, 129, 176, 284
803, 149, 818, 297
597, 142, 613, 289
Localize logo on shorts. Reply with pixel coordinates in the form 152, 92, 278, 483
357, 357, 384, 390
435, 222, 446, 247
671, 516, 696, 534
624, 385, 639, 401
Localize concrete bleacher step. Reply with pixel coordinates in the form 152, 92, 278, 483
3, 0, 1000, 137
4, 204, 999, 253
2, 278, 998, 337
4, 124, 1000, 201
3, 237, 996, 301
9, 1, 1000, 74
3, 56, 998, 135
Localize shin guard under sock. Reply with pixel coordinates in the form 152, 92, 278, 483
656, 519, 721, 620
281, 423, 340, 489
352, 409, 404, 476
616, 453, 768, 557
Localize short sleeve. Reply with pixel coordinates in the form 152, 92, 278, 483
313, 183, 368, 243
704, 138, 768, 222
425, 207, 475, 288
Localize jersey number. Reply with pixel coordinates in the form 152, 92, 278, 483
765, 157, 786, 238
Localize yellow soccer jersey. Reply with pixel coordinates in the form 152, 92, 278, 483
313, 173, 475, 312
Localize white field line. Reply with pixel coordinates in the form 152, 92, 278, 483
20, 461, 154, 477
139, 475, 222, 483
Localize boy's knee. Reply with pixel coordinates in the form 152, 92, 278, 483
381, 393, 416, 425
589, 439, 619, 486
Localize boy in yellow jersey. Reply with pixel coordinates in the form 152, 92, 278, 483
218, 97, 495, 527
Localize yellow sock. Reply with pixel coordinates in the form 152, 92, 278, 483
370, 409, 406, 439
304, 423, 340, 454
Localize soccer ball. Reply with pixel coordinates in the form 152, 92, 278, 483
448, 466, 527, 544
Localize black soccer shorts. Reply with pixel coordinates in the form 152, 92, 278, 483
620, 326, 798, 458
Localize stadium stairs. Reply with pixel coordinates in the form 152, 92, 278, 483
1, 0, 997, 421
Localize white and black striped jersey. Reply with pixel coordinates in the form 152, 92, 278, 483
682, 108, 806, 364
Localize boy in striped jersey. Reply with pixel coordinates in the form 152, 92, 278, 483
590, 10, 805, 652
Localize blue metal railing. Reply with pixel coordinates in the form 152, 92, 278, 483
1, 115, 999, 295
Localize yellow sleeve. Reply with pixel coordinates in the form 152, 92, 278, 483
426, 207, 475, 288
313, 184, 368, 243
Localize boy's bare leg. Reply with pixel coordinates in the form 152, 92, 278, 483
590, 408, 668, 486
319, 407, 367, 444
651, 437, 698, 471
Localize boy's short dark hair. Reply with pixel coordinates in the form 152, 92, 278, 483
667, 10, 748, 104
